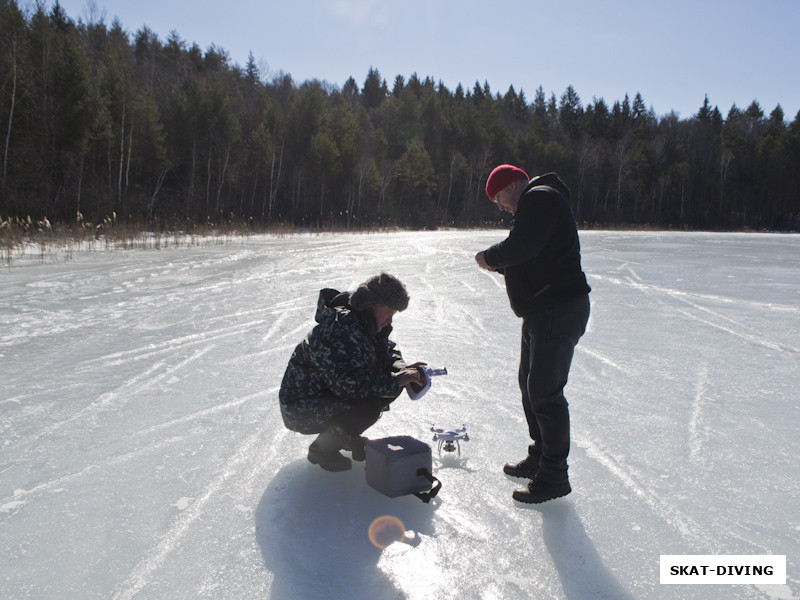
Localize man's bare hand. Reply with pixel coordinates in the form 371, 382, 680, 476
475, 251, 495, 271
394, 362, 427, 387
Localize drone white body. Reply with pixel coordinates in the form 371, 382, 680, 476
431, 424, 469, 456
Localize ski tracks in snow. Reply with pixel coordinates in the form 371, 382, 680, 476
576, 435, 715, 548
109, 426, 285, 600
689, 363, 711, 464
0, 387, 278, 517
590, 263, 799, 355
579, 426, 780, 559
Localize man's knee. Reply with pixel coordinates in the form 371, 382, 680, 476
530, 391, 569, 414
334, 398, 384, 435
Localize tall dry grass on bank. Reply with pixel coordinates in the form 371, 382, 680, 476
0, 214, 272, 266
0, 212, 412, 266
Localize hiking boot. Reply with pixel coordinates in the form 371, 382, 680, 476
512, 478, 571, 504
308, 442, 352, 471
503, 455, 539, 479
348, 436, 367, 462
307, 427, 352, 472
328, 425, 367, 462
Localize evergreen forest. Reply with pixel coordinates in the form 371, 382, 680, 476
2, 1, 799, 233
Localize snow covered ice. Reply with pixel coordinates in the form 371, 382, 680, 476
1, 230, 798, 600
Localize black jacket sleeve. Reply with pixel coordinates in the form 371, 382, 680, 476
483, 190, 558, 269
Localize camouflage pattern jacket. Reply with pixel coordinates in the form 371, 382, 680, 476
279, 288, 407, 433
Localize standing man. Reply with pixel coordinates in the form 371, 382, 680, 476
475, 165, 591, 503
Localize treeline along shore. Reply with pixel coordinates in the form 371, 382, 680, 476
1, 1, 798, 237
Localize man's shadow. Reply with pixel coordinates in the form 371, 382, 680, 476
534, 500, 634, 600
256, 459, 436, 600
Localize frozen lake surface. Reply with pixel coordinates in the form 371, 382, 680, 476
1, 230, 798, 599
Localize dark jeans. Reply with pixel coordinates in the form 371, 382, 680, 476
331, 397, 384, 437
519, 295, 590, 483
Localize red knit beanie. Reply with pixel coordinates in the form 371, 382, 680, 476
485, 164, 529, 201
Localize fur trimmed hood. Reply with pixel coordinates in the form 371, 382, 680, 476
349, 273, 409, 312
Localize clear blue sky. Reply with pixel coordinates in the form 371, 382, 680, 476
51, 0, 799, 121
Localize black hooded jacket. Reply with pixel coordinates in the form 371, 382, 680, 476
483, 173, 590, 316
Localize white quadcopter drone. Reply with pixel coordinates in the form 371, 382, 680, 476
431, 424, 469, 456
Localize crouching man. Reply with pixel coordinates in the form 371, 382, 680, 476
279, 273, 425, 472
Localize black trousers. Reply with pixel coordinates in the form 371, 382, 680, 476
331, 397, 385, 437
519, 295, 590, 483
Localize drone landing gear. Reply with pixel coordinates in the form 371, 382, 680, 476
437, 439, 462, 456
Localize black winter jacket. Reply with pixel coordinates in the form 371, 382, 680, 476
483, 173, 591, 316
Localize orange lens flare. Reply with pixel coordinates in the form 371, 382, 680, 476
368, 516, 405, 549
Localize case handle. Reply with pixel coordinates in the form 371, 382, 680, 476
413, 468, 441, 503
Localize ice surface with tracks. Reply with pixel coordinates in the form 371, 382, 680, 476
1, 230, 798, 599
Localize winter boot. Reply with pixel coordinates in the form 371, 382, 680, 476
502, 454, 539, 480
308, 428, 352, 472
512, 478, 571, 504
328, 424, 367, 462
347, 436, 367, 461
